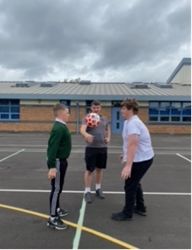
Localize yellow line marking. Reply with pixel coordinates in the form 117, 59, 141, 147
0, 203, 138, 249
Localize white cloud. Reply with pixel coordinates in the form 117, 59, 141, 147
0, 66, 25, 81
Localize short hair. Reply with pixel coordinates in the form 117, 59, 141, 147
121, 99, 139, 114
53, 103, 67, 116
91, 100, 101, 106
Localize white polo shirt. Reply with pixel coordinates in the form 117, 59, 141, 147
122, 115, 154, 163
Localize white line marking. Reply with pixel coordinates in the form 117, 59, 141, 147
0, 144, 190, 150
72, 198, 86, 249
0, 149, 25, 163
0, 149, 190, 155
143, 192, 190, 195
176, 153, 191, 163
0, 189, 190, 195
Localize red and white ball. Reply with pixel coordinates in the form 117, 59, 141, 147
85, 113, 101, 127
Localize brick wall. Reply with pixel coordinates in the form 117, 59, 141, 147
138, 108, 148, 123
147, 124, 191, 134
21, 107, 54, 121
0, 122, 53, 132
101, 107, 111, 121
79, 107, 86, 121
0, 122, 77, 133
0, 105, 190, 134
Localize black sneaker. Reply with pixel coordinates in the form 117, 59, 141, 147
96, 189, 105, 199
57, 208, 68, 217
47, 217, 68, 230
111, 212, 132, 221
134, 206, 147, 216
84, 192, 92, 203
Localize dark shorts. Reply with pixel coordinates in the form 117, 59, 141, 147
85, 147, 108, 172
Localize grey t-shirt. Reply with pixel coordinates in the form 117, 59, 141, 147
82, 115, 108, 148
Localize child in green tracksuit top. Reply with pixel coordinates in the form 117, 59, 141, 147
47, 103, 71, 230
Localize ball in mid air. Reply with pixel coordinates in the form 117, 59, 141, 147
85, 113, 101, 127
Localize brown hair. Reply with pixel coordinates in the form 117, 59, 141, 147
121, 99, 139, 114
53, 103, 67, 117
91, 100, 101, 106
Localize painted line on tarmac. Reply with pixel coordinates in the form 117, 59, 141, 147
0, 149, 25, 162
0, 204, 138, 249
0, 189, 190, 195
0, 149, 191, 155
0, 144, 190, 150
72, 198, 86, 249
176, 153, 191, 163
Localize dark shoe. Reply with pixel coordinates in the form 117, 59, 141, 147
96, 189, 105, 199
111, 212, 132, 221
47, 217, 68, 230
134, 206, 147, 216
57, 208, 68, 217
84, 192, 92, 203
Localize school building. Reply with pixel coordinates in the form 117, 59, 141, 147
0, 58, 191, 134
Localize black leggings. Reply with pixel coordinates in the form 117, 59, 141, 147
49, 159, 68, 217
123, 158, 153, 217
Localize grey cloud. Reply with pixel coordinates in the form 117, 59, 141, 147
0, 0, 190, 81
92, 0, 191, 71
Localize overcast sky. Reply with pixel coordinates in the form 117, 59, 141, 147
0, 0, 191, 82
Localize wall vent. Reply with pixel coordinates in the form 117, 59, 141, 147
11, 81, 37, 87
15, 82, 30, 87
154, 82, 173, 88
79, 80, 91, 85
40, 82, 57, 87
130, 82, 150, 89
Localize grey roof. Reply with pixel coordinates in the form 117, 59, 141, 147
0, 81, 190, 101
166, 58, 191, 84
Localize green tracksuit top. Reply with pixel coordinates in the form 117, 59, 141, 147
47, 121, 71, 169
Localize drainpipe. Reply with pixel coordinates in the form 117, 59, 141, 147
76, 101, 79, 134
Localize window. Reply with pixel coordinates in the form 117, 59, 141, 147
182, 102, 191, 115
171, 102, 181, 115
85, 100, 93, 114
60, 100, 71, 113
182, 102, 191, 122
149, 116, 158, 121
171, 117, 180, 122
159, 102, 170, 115
112, 101, 121, 107
0, 99, 20, 121
149, 101, 191, 124
116, 111, 120, 120
149, 102, 159, 115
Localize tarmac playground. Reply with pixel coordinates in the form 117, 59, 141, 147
0, 133, 191, 249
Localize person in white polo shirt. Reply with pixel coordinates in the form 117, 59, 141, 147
112, 99, 154, 221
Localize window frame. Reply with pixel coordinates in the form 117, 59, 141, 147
0, 99, 20, 121
149, 101, 191, 124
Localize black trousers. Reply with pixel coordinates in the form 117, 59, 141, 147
49, 159, 68, 217
123, 158, 153, 217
